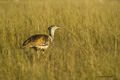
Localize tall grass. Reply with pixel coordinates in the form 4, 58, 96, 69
0, 0, 120, 80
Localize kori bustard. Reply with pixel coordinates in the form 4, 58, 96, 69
20, 25, 60, 54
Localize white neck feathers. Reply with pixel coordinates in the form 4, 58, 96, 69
49, 29, 55, 42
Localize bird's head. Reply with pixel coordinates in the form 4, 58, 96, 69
48, 25, 60, 31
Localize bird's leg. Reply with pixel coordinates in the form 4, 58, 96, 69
32, 47, 39, 59
42, 51, 44, 54
37, 50, 40, 58
42, 49, 45, 54
33, 47, 37, 62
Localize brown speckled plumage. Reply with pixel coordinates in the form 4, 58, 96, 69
20, 34, 50, 49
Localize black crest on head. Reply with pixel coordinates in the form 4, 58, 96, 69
48, 25, 55, 30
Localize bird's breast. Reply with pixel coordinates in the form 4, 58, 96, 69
36, 45, 49, 50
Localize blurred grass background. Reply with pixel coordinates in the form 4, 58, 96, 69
0, 0, 120, 80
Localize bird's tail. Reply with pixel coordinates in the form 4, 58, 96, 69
20, 46, 26, 49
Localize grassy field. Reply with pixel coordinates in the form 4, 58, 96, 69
0, 0, 120, 80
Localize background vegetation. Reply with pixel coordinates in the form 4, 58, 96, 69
0, 0, 120, 80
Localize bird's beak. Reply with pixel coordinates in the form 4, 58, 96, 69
57, 26, 61, 29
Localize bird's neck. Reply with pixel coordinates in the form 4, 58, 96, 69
49, 30, 55, 42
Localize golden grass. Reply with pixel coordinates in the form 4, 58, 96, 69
0, 0, 120, 80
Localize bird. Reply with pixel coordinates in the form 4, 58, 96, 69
20, 25, 60, 57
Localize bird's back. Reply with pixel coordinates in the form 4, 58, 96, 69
20, 34, 51, 49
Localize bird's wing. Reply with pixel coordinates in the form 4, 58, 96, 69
21, 34, 50, 48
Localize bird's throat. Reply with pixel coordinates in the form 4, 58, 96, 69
49, 30, 55, 42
